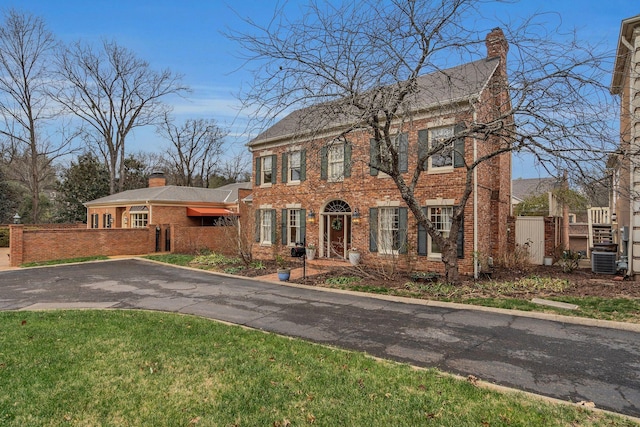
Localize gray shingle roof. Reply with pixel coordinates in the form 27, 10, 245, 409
250, 57, 500, 146
84, 185, 241, 206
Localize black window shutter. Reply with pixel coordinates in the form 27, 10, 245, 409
299, 209, 306, 244
399, 133, 408, 173
417, 129, 428, 171
271, 154, 277, 184
281, 209, 288, 245
344, 142, 352, 178
270, 209, 277, 243
369, 207, 378, 252
281, 153, 288, 183
453, 122, 466, 168
320, 146, 328, 180
370, 138, 379, 176
457, 218, 464, 259
300, 150, 306, 181
417, 207, 427, 256
255, 157, 262, 186
398, 207, 408, 253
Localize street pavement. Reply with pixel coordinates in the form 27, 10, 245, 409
0, 258, 639, 419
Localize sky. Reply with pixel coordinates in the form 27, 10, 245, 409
4, 0, 640, 179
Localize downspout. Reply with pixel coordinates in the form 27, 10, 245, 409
473, 107, 479, 279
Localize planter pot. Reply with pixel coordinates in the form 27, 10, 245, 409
348, 251, 361, 266
306, 248, 316, 260
277, 269, 291, 281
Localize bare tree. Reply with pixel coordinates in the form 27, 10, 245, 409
231, 0, 616, 283
0, 9, 77, 222
52, 39, 188, 194
156, 113, 228, 187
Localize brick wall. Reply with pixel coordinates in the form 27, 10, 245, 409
171, 225, 239, 255
9, 224, 153, 266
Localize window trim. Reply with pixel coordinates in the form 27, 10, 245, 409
130, 212, 148, 228
428, 125, 455, 172
260, 209, 274, 245
261, 155, 274, 187
288, 151, 302, 183
327, 143, 344, 182
378, 207, 400, 255
427, 206, 453, 259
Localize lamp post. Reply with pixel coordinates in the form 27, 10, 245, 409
12, 213, 21, 224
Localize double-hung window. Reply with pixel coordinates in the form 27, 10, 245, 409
288, 151, 301, 182
261, 156, 273, 184
328, 144, 344, 181
260, 209, 273, 245
429, 126, 455, 170
103, 213, 112, 228
428, 206, 453, 256
378, 207, 400, 254
287, 209, 301, 245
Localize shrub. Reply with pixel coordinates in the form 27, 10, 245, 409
0, 227, 9, 247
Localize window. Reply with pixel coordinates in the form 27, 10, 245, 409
256, 154, 276, 186
262, 156, 273, 184
370, 133, 408, 176
288, 151, 301, 182
90, 214, 99, 229
130, 213, 148, 228
260, 210, 273, 244
369, 206, 407, 254
328, 144, 344, 181
428, 206, 453, 256
103, 213, 112, 228
287, 209, 301, 245
429, 126, 455, 169
379, 208, 400, 254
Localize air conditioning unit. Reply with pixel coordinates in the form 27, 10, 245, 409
591, 251, 617, 275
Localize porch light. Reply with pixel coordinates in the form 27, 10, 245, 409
307, 209, 315, 224
12, 213, 21, 224
352, 208, 361, 225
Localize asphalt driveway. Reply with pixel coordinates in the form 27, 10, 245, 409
0, 258, 639, 419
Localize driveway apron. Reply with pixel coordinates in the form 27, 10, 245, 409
0, 258, 639, 418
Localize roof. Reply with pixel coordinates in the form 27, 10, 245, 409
84, 185, 247, 207
512, 177, 561, 202
611, 14, 640, 94
249, 57, 500, 146
213, 182, 252, 203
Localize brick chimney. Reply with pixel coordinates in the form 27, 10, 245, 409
148, 172, 166, 188
486, 27, 508, 62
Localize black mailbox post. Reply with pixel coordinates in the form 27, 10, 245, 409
290, 242, 307, 279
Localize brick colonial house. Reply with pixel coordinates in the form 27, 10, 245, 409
248, 29, 513, 276
611, 14, 640, 277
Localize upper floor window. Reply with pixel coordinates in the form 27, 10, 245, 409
282, 150, 306, 184
255, 154, 276, 186
321, 142, 351, 182
328, 144, 344, 181
429, 126, 455, 170
370, 133, 408, 176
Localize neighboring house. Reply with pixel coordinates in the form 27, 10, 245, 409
611, 14, 640, 276
248, 29, 512, 276
511, 177, 562, 216
84, 174, 251, 229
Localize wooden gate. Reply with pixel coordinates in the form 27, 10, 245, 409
515, 216, 545, 265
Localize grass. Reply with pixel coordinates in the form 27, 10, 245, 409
0, 310, 635, 426
21, 255, 109, 267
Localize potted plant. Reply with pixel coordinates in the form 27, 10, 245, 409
275, 254, 290, 281
348, 247, 360, 266
306, 244, 316, 260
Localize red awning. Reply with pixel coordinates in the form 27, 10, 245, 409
186, 207, 236, 217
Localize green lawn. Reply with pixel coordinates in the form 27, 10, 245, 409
0, 310, 635, 426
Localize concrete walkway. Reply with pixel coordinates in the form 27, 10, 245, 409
0, 258, 639, 420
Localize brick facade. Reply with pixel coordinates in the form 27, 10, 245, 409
248, 30, 512, 276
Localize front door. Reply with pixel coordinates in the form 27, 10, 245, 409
322, 200, 353, 259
